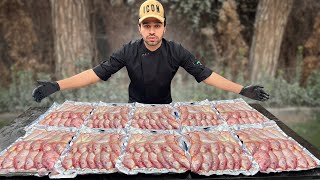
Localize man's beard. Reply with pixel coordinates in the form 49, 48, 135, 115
144, 35, 162, 46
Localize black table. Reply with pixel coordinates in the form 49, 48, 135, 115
0, 104, 319, 179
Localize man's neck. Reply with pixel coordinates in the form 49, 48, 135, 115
144, 40, 162, 52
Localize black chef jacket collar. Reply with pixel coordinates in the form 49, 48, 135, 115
141, 39, 164, 55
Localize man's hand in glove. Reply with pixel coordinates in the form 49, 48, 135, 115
32, 81, 60, 102
239, 85, 269, 101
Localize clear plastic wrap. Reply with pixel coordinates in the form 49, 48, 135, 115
116, 129, 190, 174
173, 100, 225, 128
234, 121, 320, 173
213, 99, 254, 111
0, 127, 75, 177
33, 101, 94, 129
211, 98, 271, 126
129, 103, 180, 131
2, 99, 319, 179
181, 126, 259, 176
83, 102, 133, 130
49, 128, 126, 178
24, 102, 60, 131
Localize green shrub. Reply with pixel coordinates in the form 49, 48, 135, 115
0, 69, 128, 112
0, 68, 319, 113
305, 71, 320, 106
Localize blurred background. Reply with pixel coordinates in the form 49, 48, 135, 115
0, 0, 319, 148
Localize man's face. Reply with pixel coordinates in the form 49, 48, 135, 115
139, 18, 165, 48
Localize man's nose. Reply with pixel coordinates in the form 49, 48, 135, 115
149, 27, 155, 34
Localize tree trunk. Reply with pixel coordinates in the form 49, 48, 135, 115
249, 0, 293, 82
278, 0, 320, 83
300, 12, 320, 87
0, 0, 39, 86
51, 0, 94, 79
214, 0, 249, 81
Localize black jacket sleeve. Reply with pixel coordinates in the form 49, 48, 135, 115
93, 45, 127, 81
176, 44, 212, 82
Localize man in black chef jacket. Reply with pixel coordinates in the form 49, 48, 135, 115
32, 0, 269, 103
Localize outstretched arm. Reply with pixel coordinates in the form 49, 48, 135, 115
32, 41, 128, 102
57, 69, 100, 90
203, 72, 243, 94
32, 69, 100, 102
203, 72, 269, 101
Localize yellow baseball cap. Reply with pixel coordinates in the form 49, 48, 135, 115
139, 0, 165, 24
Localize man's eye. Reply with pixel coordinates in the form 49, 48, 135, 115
144, 25, 150, 28
155, 25, 160, 28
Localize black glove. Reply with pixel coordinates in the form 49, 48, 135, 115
239, 85, 269, 101
32, 80, 60, 102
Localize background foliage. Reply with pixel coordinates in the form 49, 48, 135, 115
0, 0, 319, 112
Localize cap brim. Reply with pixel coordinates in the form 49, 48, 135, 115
139, 15, 165, 24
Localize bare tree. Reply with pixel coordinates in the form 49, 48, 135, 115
215, 0, 249, 80
249, 0, 293, 82
51, 0, 94, 79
